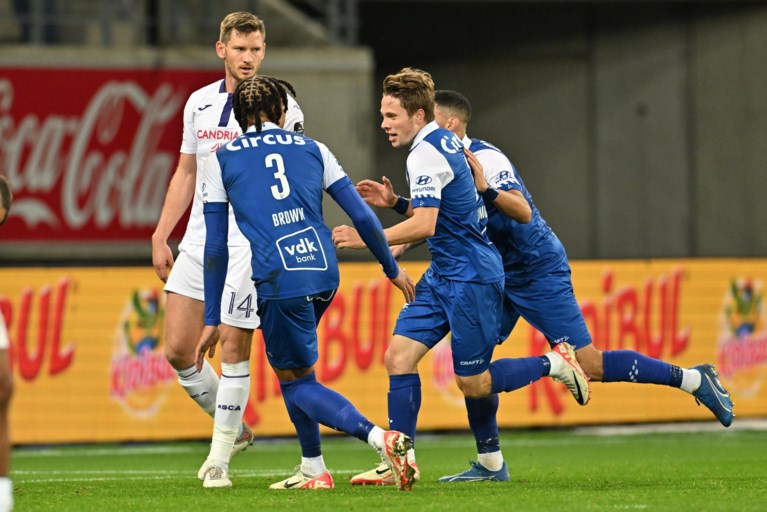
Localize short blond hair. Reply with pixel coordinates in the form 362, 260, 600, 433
219, 11, 265, 43
382, 68, 435, 122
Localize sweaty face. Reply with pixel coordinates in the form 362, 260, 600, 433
380, 95, 422, 148
218, 30, 266, 84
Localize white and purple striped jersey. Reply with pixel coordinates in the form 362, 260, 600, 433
408, 122, 502, 283
178, 79, 304, 249
465, 136, 567, 276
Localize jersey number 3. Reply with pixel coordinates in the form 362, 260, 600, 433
267, 153, 290, 200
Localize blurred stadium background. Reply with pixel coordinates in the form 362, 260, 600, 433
1, 0, 766, 448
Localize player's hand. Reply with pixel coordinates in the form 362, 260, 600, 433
389, 267, 415, 304
195, 325, 220, 372
356, 176, 397, 208
151, 237, 175, 283
391, 243, 409, 260
332, 225, 367, 249
464, 148, 490, 193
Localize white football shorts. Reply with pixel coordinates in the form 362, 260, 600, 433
164, 244, 261, 329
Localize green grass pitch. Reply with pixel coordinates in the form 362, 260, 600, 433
13, 427, 766, 511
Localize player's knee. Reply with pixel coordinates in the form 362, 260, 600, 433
455, 375, 489, 399
384, 347, 417, 374
163, 342, 194, 370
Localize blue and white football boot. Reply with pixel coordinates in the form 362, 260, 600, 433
692, 364, 734, 427
438, 461, 510, 483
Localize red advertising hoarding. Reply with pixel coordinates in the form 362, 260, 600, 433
0, 67, 223, 241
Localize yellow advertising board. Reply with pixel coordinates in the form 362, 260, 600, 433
1, 259, 765, 444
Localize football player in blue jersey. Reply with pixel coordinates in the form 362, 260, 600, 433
352, 89, 735, 484
194, 75, 416, 490
332, 68, 591, 487
0, 175, 13, 512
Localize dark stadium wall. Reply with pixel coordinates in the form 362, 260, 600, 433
358, 2, 767, 260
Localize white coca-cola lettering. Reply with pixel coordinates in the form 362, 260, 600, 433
0, 78, 184, 232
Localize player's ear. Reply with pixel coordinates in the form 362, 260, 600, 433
215, 40, 226, 59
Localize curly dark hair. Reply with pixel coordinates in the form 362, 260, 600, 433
232, 76, 297, 133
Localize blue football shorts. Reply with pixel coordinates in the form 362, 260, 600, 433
256, 289, 336, 370
500, 268, 592, 350
393, 268, 503, 377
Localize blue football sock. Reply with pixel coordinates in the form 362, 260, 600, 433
282, 373, 375, 442
465, 394, 500, 454
602, 350, 683, 387
279, 380, 322, 458
388, 374, 422, 442
489, 357, 546, 394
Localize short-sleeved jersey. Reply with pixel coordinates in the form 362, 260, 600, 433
407, 123, 502, 283
203, 123, 346, 300
466, 137, 567, 277
179, 79, 304, 248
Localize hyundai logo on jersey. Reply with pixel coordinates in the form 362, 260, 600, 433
276, 227, 328, 271
415, 175, 432, 186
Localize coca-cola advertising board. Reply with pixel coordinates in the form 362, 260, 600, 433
0, 67, 223, 241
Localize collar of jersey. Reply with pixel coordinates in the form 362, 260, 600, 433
410, 121, 439, 151
461, 134, 472, 149
245, 122, 281, 133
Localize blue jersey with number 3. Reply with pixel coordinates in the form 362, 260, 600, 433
203, 123, 348, 299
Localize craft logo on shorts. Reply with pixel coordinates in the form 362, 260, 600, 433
717, 278, 767, 398
110, 289, 176, 417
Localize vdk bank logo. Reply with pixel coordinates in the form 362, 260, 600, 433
277, 226, 328, 271
717, 278, 767, 398
110, 289, 176, 417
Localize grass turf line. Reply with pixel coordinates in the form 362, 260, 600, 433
13, 430, 767, 511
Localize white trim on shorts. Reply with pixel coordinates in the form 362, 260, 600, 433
164, 244, 261, 329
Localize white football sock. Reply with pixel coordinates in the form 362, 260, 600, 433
367, 426, 385, 452
545, 352, 564, 377
301, 455, 327, 477
177, 360, 219, 417
477, 451, 504, 472
208, 361, 250, 464
0, 477, 12, 512
680, 368, 702, 394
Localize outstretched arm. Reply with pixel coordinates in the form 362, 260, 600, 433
329, 180, 415, 303
333, 206, 437, 251
357, 177, 413, 217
